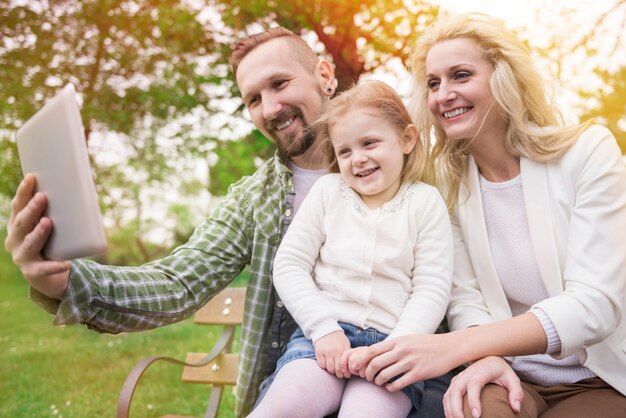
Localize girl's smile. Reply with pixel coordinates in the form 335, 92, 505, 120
329, 105, 415, 209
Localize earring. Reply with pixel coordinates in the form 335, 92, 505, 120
326, 87, 333, 94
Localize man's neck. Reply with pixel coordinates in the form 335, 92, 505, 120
290, 140, 327, 170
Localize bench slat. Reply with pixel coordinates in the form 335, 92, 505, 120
182, 352, 239, 385
194, 287, 246, 326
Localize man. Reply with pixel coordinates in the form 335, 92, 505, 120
5, 27, 451, 417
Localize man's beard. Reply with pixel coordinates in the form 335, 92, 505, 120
265, 108, 317, 160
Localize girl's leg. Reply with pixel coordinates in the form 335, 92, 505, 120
337, 377, 412, 418
248, 358, 346, 418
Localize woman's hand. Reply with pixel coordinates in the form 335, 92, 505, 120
443, 356, 523, 418
314, 330, 351, 378
358, 317, 547, 391
347, 333, 465, 391
340, 345, 370, 378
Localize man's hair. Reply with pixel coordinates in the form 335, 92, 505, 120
230, 27, 319, 76
316, 80, 429, 185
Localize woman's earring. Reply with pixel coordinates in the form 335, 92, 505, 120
326, 87, 333, 94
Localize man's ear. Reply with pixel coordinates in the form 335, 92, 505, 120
316, 60, 336, 96
402, 124, 418, 154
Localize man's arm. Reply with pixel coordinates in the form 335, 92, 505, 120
6, 174, 253, 333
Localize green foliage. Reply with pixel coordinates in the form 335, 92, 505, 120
209, 129, 274, 196
0, 139, 20, 197
103, 219, 167, 265
215, 0, 440, 91
0, 0, 222, 198
0, 0, 218, 132
0, 1, 233, 263
580, 66, 626, 154
169, 202, 201, 246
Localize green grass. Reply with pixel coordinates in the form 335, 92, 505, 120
0, 242, 244, 418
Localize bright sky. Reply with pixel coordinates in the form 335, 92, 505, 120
437, 0, 626, 71
368, 0, 626, 123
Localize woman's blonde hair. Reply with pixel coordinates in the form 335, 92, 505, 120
410, 13, 591, 211
317, 80, 430, 185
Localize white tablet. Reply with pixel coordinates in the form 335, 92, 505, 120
16, 83, 107, 260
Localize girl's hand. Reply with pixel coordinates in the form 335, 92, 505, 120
340, 346, 373, 378
443, 356, 523, 418
314, 330, 351, 378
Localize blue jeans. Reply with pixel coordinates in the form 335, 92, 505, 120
258, 323, 453, 417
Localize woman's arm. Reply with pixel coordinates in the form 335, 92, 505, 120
356, 311, 546, 390
532, 126, 626, 356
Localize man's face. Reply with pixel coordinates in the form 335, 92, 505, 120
236, 38, 326, 160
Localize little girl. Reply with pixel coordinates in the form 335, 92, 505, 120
248, 80, 452, 418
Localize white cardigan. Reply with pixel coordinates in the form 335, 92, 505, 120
447, 125, 626, 395
274, 174, 452, 343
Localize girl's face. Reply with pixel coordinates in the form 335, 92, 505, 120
329, 106, 415, 209
425, 37, 508, 145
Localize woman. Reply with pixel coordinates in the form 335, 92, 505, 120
348, 13, 626, 418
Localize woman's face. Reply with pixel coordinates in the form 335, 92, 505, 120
425, 38, 508, 145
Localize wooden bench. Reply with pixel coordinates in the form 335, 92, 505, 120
116, 287, 246, 418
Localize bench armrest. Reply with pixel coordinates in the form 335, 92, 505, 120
116, 326, 236, 418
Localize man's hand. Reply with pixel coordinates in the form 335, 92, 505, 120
443, 356, 523, 418
4, 174, 71, 300
314, 330, 351, 378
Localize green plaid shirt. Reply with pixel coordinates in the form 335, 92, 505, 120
30, 155, 294, 417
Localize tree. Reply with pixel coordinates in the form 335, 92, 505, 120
579, 67, 626, 154
0, 0, 221, 177
574, 0, 626, 153
0, 0, 226, 262
530, 0, 626, 154
2, 1, 445, 261
215, 0, 440, 92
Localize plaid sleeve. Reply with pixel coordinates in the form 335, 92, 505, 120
35, 187, 253, 333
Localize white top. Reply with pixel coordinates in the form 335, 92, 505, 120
289, 162, 326, 214
448, 125, 626, 395
480, 174, 549, 316
273, 173, 453, 343
480, 174, 596, 385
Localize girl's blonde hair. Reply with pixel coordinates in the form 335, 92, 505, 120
410, 13, 591, 211
317, 80, 431, 185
